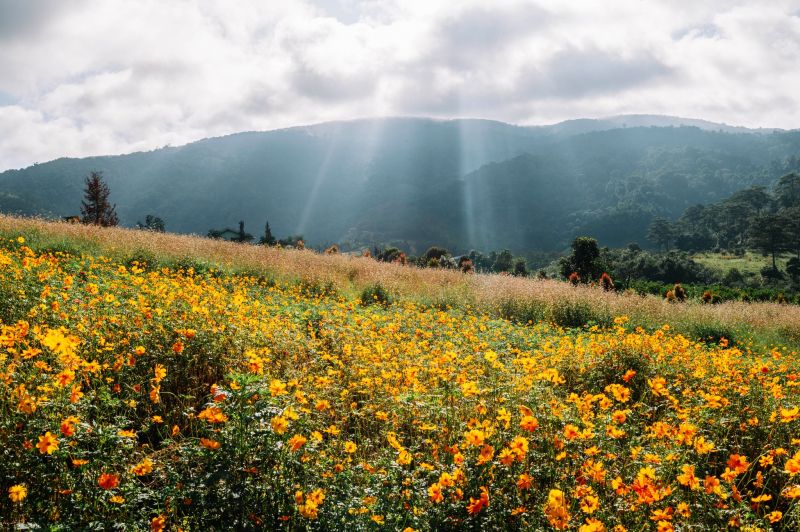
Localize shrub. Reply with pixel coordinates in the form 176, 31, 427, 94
551, 300, 610, 328
360, 283, 392, 306
690, 322, 736, 346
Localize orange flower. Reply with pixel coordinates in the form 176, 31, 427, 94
288, 434, 307, 452
151, 515, 166, 532
36, 431, 59, 455
466, 487, 490, 515
97, 473, 120, 490
200, 438, 221, 450
520, 415, 539, 432
198, 406, 228, 424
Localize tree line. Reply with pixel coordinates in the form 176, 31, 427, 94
647, 172, 800, 276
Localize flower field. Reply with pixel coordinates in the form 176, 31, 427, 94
1, 235, 799, 530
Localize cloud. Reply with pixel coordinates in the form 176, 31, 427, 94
0, 0, 799, 170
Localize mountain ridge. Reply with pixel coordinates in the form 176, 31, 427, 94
1, 115, 799, 254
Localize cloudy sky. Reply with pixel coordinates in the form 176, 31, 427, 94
0, 0, 799, 170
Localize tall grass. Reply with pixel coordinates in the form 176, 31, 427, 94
1, 214, 798, 347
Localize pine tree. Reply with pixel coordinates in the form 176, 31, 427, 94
80, 171, 118, 227
260, 221, 276, 245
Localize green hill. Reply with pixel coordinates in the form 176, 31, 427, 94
1, 116, 799, 253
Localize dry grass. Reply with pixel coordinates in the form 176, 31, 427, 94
1, 214, 798, 346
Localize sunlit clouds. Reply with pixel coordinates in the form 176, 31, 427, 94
0, 0, 799, 170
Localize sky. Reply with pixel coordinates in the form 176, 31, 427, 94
0, 0, 799, 170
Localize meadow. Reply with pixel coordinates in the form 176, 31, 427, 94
0, 217, 799, 530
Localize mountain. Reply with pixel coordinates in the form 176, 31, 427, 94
1, 115, 799, 254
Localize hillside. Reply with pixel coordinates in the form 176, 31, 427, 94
1, 117, 800, 253
0, 216, 798, 530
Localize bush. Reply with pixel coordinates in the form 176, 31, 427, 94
551, 300, 610, 329
690, 322, 737, 346
360, 283, 392, 306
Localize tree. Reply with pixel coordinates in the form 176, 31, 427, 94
647, 217, 674, 251
748, 213, 790, 270
259, 221, 276, 245
512, 257, 528, 277
559, 237, 605, 282
492, 250, 514, 273
775, 173, 800, 209
234, 221, 254, 243
787, 257, 800, 282
81, 171, 118, 226
784, 206, 800, 260
136, 215, 165, 232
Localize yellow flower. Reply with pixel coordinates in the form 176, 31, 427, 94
8, 484, 27, 503
130, 458, 154, 476
344, 441, 357, 453
271, 416, 288, 434
37, 431, 59, 455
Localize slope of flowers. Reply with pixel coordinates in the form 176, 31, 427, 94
0, 237, 799, 531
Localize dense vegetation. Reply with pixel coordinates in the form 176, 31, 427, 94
3, 117, 800, 255
1, 227, 799, 530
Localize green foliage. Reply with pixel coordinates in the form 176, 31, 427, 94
559, 237, 607, 282
136, 214, 165, 232
689, 322, 738, 347
550, 299, 611, 329
5, 120, 800, 253
360, 283, 392, 306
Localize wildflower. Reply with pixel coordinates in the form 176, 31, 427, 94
151, 516, 166, 532
580, 495, 599, 514
269, 379, 287, 396
464, 429, 485, 447
8, 485, 27, 503
200, 438, 221, 450
97, 473, 120, 490
197, 406, 228, 424
153, 364, 167, 382
520, 415, 539, 432
149, 385, 160, 404
130, 458, 153, 476
516, 473, 533, 490
288, 434, 307, 452
677, 464, 699, 490
477, 444, 494, 465
579, 518, 606, 532
37, 432, 59, 455
785, 452, 800, 476
466, 486, 489, 515
344, 441, 357, 453
428, 483, 444, 503
544, 489, 570, 530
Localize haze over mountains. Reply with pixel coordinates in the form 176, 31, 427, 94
1, 115, 798, 254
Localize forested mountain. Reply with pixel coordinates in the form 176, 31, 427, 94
1, 116, 798, 254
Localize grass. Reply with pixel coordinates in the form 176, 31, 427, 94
1, 215, 798, 350
692, 250, 792, 275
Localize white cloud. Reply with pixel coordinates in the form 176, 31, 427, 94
0, 0, 799, 169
